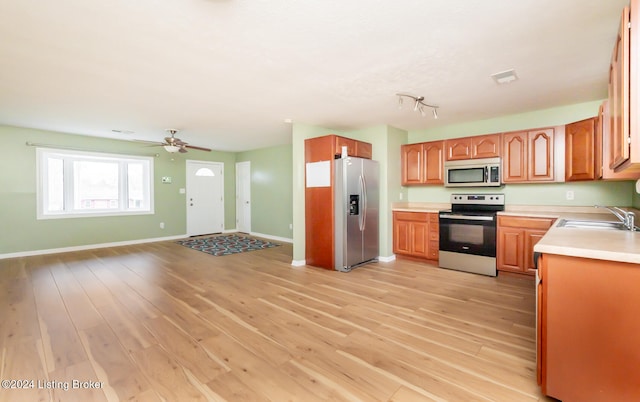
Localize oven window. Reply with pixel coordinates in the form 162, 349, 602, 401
449, 223, 484, 244
448, 167, 484, 184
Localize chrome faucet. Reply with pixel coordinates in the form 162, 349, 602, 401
595, 205, 637, 231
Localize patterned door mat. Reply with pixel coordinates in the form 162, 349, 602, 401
177, 234, 280, 256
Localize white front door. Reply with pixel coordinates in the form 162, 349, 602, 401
236, 161, 251, 233
186, 161, 224, 236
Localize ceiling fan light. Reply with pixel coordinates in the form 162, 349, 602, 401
164, 145, 180, 153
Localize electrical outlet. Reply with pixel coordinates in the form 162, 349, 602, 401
566, 190, 575, 200
160, 222, 165, 229
289, 223, 293, 230
399, 192, 403, 200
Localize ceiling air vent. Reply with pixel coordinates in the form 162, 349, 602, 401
491, 69, 518, 85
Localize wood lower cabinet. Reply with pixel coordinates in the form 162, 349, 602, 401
497, 215, 555, 276
538, 253, 640, 401
393, 211, 438, 260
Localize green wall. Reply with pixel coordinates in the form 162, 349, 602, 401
0, 125, 237, 255
407, 100, 638, 207
237, 144, 293, 240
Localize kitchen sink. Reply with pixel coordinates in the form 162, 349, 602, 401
556, 219, 627, 230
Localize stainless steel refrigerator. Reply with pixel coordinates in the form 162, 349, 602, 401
334, 157, 379, 272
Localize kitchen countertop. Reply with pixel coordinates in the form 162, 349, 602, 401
392, 202, 640, 264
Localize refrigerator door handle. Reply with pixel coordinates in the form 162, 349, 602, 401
360, 174, 367, 231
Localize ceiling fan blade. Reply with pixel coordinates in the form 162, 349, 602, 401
184, 144, 212, 152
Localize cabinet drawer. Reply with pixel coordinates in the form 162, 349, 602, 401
429, 231, 439, 241
428, 242, 439, 259
394, 211, 429, 222
498, 216, 555, 230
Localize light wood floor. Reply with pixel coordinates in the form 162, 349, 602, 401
0, 237, 556, 401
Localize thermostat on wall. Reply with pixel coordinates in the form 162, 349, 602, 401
161, 176, 172, 184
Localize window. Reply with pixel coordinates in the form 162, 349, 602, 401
37, 148, 154, 219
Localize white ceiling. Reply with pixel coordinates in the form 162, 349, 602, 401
0, 0, 629, 152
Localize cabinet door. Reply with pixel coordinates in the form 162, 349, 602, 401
565, 118, 595, 181
393, 218, 411, 255
401, 144, 424, 185
412, 221, 429, 258
424, 141, 444, 184
528, 129, 555, 181
335, 136, 357, 157
356, 141, 372, 159
601, 100, 640, 179
497, 227, 524, 273
472, 134, 501, 158
609, 6, 631, 169
502, 132, 528, 182
524, 230, 546, 275
445, 137, 472, 161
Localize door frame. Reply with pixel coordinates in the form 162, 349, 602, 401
186, 160, 224, 237
235, 161, 251, 233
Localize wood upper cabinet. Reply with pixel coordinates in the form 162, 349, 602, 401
565, 118, 596, 181
333, 135, 372, 159
401, 143, 424, 185
608, 4, 631, 170
356, 141, 373, 159
472, 134, 501, 159
445, 134, 501, 161
393, 211, 438, 260
599, 100, 640, 180
401, 140, 444, 185
606, 1, 640, 173
424, 141, 444, 184
445, 137, 472, 161
502, 132, 528, 182
335, 136, 357, 157
503, 129, 555, 183
497, 215, 555, 276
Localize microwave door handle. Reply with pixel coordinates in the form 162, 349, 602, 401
484, 166, 489, 182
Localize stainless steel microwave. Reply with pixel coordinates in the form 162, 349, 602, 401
444, 157, 502, 187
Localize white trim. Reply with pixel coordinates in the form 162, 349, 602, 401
249, 232, 292, 243
0, 234, 187, 260
291, 259, 306, 267
36, 147, 154, 219
378, 255, 396, 263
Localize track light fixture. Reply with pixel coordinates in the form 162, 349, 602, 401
396, 93, 439, 119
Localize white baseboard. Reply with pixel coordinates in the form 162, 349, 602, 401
0, 234, 188, 260
378, 255, 396, 263
249, 232, 293, 243
291, 259, 306, 267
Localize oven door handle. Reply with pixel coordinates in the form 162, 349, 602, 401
439, 214, 494, 221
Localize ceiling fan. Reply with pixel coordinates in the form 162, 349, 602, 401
138, 129, 212, 153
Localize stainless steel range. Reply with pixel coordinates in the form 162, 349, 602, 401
439, 193, 505, 276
